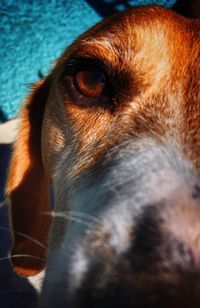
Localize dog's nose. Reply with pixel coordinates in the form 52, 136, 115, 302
124, 201, 200, 308
72, 190, 200, 308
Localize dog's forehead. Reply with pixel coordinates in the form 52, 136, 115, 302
52, 6, 200, 88
62, 6, 192, 62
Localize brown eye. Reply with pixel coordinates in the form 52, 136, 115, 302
62, 59, 115, 110
75, 68, 106, 97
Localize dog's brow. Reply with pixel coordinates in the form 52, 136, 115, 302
72, 37, 120, 64
82, 37, 116, 54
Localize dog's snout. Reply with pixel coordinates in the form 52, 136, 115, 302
40, 140, 200, 308
70, 199, 200, 308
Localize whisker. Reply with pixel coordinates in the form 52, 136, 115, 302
64, 210, 101, 225
42, 211, 101, 227
42, 211, 92, 227
0, 226, 45, 249
0, 254, 46, 262
54, 213, 94, 227
42, 210, 101, 224
0, 290, 37, 293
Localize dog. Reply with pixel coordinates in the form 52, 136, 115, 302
6, 1, 200, 307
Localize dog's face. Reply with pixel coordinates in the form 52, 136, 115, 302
7, 5, 200, 308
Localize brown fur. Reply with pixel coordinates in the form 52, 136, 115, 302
6, 5, 200, 277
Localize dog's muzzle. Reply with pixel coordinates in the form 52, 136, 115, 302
40, 139, 200, 308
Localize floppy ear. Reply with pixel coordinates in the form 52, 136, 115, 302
6, 78, 52, 277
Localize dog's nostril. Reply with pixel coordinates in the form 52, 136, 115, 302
131, 206, 162, 253
192, 184, 200, 199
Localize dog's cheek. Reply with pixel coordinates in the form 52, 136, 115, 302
42, 102, 67, 177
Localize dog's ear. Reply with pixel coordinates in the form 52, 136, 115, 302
6, 78, 52, 277
172, 0, 200, 19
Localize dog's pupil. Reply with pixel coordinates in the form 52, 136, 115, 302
76, 68, 106, 97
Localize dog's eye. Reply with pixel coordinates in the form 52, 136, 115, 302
75, 69, 106, 97
62, 59, 116, 109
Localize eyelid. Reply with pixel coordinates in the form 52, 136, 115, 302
64, 56, 110, 76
